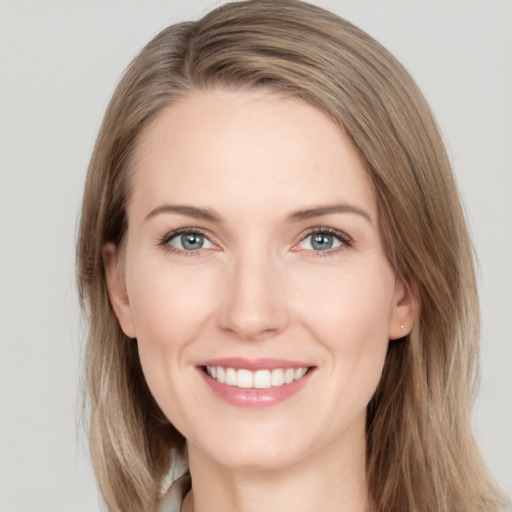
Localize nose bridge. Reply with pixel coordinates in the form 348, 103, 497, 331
217, 241, 289, 340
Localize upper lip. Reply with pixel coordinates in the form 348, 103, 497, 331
196, 357, 314, 371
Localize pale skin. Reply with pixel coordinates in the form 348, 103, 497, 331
104, 89, 416, 512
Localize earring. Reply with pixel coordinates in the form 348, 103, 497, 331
400, 325, 405, 331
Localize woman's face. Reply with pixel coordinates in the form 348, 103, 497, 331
105, 89, 414, 471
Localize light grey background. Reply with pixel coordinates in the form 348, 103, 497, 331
1, 1, 510, 510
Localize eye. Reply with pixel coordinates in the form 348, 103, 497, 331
159, 229, 216, 253
296, 228, 352, 253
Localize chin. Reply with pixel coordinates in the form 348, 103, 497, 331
209, 445, 301, 472
187, 418, 328, 473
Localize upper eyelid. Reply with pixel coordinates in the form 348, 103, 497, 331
160, 227, 213, 244
299, 227, 352, 243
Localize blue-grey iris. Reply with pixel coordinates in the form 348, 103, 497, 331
311, 233, 333, 250
181, 233, 204, 250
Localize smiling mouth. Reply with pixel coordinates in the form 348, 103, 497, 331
202, 366, 311, 389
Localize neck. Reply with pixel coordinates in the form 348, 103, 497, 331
183, 419, 372, 512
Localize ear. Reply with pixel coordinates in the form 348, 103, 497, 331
103, 243, 137, 338
388, 277, 417, 340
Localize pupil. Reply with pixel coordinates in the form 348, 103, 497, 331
181, 233, 204, 250
312, 233, 332, 250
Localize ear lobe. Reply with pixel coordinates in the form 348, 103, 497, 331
103, 243, 137, 338
388, 278, 417, 340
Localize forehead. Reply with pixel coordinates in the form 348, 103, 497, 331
128, 89, 377, 224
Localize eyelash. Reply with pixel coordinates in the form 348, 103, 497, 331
157, 226, 353, 257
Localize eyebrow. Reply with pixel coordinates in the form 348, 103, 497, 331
145, 204, 222, 223
144, 202, 372, 225
285, 204, 373, 224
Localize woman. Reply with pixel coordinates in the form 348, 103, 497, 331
77, 1, 509, 511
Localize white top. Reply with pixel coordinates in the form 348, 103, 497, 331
158, 472, 191, 512
157, 453, 190, 512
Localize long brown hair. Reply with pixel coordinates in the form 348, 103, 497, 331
77, 1, 509, 510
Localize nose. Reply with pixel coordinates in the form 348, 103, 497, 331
216, 249, 290, 341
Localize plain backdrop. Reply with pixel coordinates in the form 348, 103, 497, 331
1, 1, 511, 510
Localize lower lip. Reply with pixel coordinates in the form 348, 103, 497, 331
199, 368, 313, 408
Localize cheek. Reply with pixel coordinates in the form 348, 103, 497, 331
296, 262, 395, 342
127, 257, 214, 346
124, 258, 217, 410
296, 264, 394, 395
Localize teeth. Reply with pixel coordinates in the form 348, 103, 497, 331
271, 368, 285, 386
237, 369, 253, 388
254, 370, 271, 389
205, 365, 309, 389
225, 368, 237, 386
295, 367, 307, 379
